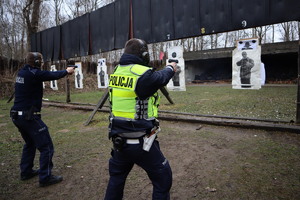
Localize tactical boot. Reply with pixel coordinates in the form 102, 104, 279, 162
20, 169, 39, 181
39, 175, 63, 187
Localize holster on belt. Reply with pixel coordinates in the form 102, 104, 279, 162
112, 136, 126, 151
143, 126, 161, 152
10, 110, 18, 120
24, 106, 35, 120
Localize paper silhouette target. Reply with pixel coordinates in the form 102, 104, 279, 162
166, 46, 186, 91
75, 62, 83, 89
50, 65, 58, 90
97, 59, 108, 88
232, 38, 261, 89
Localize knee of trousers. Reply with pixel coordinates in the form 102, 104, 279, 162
151, 161, 173, 191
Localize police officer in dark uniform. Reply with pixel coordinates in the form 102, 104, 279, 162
10, 52, 75, 187
104, 39, 177, 200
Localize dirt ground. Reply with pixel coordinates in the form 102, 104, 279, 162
1, 109, 300, 200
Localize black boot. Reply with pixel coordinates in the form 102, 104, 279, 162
20, 169, 39, 181
39, 175, 63, 187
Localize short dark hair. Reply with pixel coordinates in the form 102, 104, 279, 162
124, 38, 149, 65
26, 52, 43, 67
124, 38, 148, 57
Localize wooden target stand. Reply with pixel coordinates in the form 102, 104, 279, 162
84, 86, 174, 126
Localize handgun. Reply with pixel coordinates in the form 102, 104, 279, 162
168, 59, 178, 63
68, 65, 78, 69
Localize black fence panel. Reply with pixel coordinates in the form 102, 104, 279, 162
69, 18, 81, 57
30, 34, 37, 52
199, 0, 231, 35
173, 0, 200, 39
44, 27, 55, 61
151, 0, 174, 43
40, 30, 48, 60
132, 0, 152, 43
53, 26, 61, 61
77, 13, 90, 57
90, 9, 101, 55
30, 0, 300, 57
61, 19, 80, 59
269, 0, 300, 24
90, 3, 115, 54
231, 0, 268, 31
36, 32, 42, 53
115, 0, 130, 49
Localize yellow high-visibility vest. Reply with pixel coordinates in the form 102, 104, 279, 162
109, 64, 160, 120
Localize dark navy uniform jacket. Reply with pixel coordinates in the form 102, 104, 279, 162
109, 54, 175, 137
12, 64, 68, 112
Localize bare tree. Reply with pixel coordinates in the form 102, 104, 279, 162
0, 0, 4, 57
65, 0, 104, 20
279, 21, 299, 42
0, 0, 26, 59
52, 0, 64, 26
290, 21, 299, 41
252, 26, 271, 44
23, 0, 42, 51
298, 21, 300, 40
272, 24, 275, 43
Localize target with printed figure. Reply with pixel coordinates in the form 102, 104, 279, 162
166, 46, 186, 91
97, 59, 109, 88
75, 62, 84, 89
232, 38, 262, 90
50, 65, 58, 90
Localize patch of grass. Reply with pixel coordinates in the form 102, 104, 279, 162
43, 90, 107, 105
226, 134, 300, 199
159, 85, 297, 121
1, 98, 300, 200
0, 101, 111, 196
43, 85, 297, 121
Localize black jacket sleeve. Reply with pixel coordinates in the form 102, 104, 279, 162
135, 67, 174, 99
35, 70, 68, 82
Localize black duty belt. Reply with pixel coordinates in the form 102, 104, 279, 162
10, 110, 41, 116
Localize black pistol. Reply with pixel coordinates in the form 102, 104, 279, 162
68, 65, 78, 69
67, 60, 77, 69
168, 59, 178, 63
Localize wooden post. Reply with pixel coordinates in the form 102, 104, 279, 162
7, 92, 15, 103
296, 39, 300, 124
66, 76, 71, 103
65, 60, 71, 103
84, 89, 109, 126
160, 87, 174, 104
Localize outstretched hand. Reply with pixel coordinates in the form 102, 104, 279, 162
66, 67, 75, 74
169, 62, 177, 72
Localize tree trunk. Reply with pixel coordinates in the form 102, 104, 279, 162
0, 0, 3, 57
272, 24, 275, 43
224, 32, 228, 48
23, 0, 41, 51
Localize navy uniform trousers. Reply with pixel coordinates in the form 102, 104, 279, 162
104, 140, 172, 200
12, 114, 54, 183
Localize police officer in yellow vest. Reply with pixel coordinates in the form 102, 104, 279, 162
104, 38, 177, 200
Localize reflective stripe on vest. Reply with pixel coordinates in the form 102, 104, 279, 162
109, 64, 159, 120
